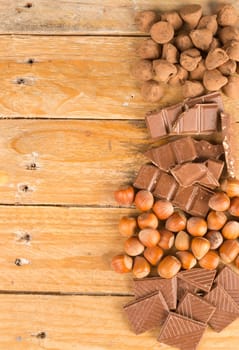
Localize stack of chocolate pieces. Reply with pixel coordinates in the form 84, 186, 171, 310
124, 266, 239, 349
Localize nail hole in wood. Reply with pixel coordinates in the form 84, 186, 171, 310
15, 258, 22, 266
27, 58, 35, 64
19, 184, 29, 192
24, 3, 32, 8
17, 78, 25, 85
26, 163, 37, 170
36, 332, 46, 339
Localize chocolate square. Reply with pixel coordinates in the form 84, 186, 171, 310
214, 266, 239, 305
153, 171, 178, 201
133, 164, 160, 191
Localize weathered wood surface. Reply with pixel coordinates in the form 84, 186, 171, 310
1, 0, 239, 35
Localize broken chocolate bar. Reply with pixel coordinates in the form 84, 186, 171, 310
215, 266, 239, 305
153, 171, 178, 201
221, 112, 236, 178
178, 268, 216, 293
133, 164, 160, 191
193, 139, 224, 160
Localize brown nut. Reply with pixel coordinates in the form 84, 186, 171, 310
144, 246, 164, 266
137, 39, 161, 60
223, 75, 239, 99
138, 228, 160, 248
218, 26, 239, 45
207, 211, 227, 230
198, 250, 220, 270
189, 60, 206, 80
134, 190, 154, 211
229, 197, 239, 216
161, 11, 183, 31
180, 48, 202, 71
157, 255, 181, 279
197, 15, 218, 35
203, 69, 228, 91
205, 48, 229, 70
218, 59, 237, 76
208, 192, 230, 212
152, 199, 174, 220
153, 59, 177, 83
158, 229, 175, 250
119, 216, 137, 237
141, 80, 164, 102
150, 21, 174, 44
187, 217, 207, 237
114, 186, 134, 206
221, 178, 239, 197
191, 237, 210, 260
182, 80, 204, 98
135, 11, 158, 32
131, 59, 154, 81
205, 231, 224, 250
165, 211, 187, 232
176, 251, 197, 270
137, 212, 158, 230
225, 40, 239, 61
189, 28, 213, 51
169, 64, 188, 86
124, 237, 145, 256
175, 231, 190, 251
222, 220, 239, 240
175, 33, 194, 51
179, 4, 202, 29
162, 43, 179, 64
133, 256, 151, 278
111, 254, 133, 273
217, 4, 238, 27
219, 239, 239, 263
234, 255, 239, 269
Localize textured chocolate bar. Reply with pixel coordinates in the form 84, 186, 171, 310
205, 159, 224, 181
177, 292, 216, 324
124, 291, 169, 334
177, 278, 199, 301
193, 139, 224, 160
221, 112, 236, 177
178, 268, 216, 292
133, 276, 177, 310
133, 164, 160, 191
204, 285, 239, 332
158, 312, 206, 350
186, 91, 224, 110
215, 266, 239, 305
153, 171, 178, 201
171, 163, 208, 187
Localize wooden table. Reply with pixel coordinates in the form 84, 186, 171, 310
0, 1, 239, 349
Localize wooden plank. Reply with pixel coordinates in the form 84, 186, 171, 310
0, 294, 238, 350
0, 35, 238, 120
0, 0, 238, 35
0, 206, 136, 293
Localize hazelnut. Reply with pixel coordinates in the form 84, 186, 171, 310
189, 60, 206, 80
222, 75, 239, 99
158, 229, 175, 250
221, 178, 239, 197
234, 255, 239, 269
205, 231, 224, 250
169, 64, 188, 86
219, 239, 239, 263
175, 231, 190, 251
225, 40, 239, 61
137, 212, 158, 229
189, 28, 213, 51
157, 255, 181, 279
176, 251, 197, 270
222, 220, 239, 240
175, 33, 193, 51
119, 216, 137, 237
218, 26, 239, 45
182, 80, 204, 98
198, 250, 220, 270
135, 11, 158, 32
187, 217, 207, 237
133, 256, 151, 278
153, 59, 177, 83
124, 237, 145, 257
131, 59, 154, 81
134, 190, 154, 211
205, 48, 229, 70
138, 228, 160, 248
218, 59, 237, 76
165, 211, 187, 232
203, 69, 228, 91
152, 199, 174, 220
179, 4, 202, 29
229, 197, 239, 216
144, 246, 164, 266
111, 254, 133, 273
180, 48, 202, 71
141, 80, 164, 102
197, 15, 218, 35
191, 237, 210, 260
161, 11, 183, 31
114, 186, 134, 206
207, 210, 227, 230
150, 21, 174, 44
137, 39, 161, 60
162, 43, 179, 64
217, 5, 238, 27
208, 192, 230, 212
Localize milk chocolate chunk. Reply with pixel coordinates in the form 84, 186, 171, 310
194, 139, 224, 160
178, 268, 216, 292
133, 164, 160, 191
221, 112, 236, 177
204, 285, 239, 332
153, 172, 178, 201
186, 91, 224, 111
177, 278, 199, 301
124, 290, 169, 334
158, 312, 206, 350
171, 163, 208, 187
133, 276, 177, 310
177, 292, 216, 323
214, 266, 239, 305
205, 159, 224, 181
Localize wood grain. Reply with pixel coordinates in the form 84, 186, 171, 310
0, 35, 238, 120
0, 0, 238, 35
0, 294, 238, 350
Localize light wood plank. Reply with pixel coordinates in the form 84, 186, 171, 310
0, 35, 238, 120
0, 294, 238, 350
0, 0, 238, 34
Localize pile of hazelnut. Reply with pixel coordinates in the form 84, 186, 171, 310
133, 4, 239, 101
112, 178, 239, 279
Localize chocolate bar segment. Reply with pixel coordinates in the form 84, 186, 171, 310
133, 276, 177, 310
205, 159, 224, 181
158, 312, 206, 350
193, 139, 224, 160
214, 266, 239, 305
153, 171, 178, 201
133, 164, 160, 191
221, 112, 236, 178
186, 91, 224, 111
124, 291, 169, 334
171, 163, 207, 187
178, 268, 216, 292
177, 278, 199, 301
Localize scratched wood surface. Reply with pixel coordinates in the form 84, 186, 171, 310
0, 1, 239, 349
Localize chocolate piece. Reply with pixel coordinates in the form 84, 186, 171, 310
214, 266, 239, 305
221, 112, 236, 177
153, 171, 178, 201
144, 137, 197, 171
194, 139, 224, 160
171, 163, 207, 187
178, 268, 216, 292
158, 312, 206, 350
186, 91, 224, 111
133, 164, 160, 191
177, 292, 216, 323
133, 276, 177, 310
205, 159, 224, 181
124, 290, 169, 334
177, 278, 199, 301
204, 285, 239, 332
